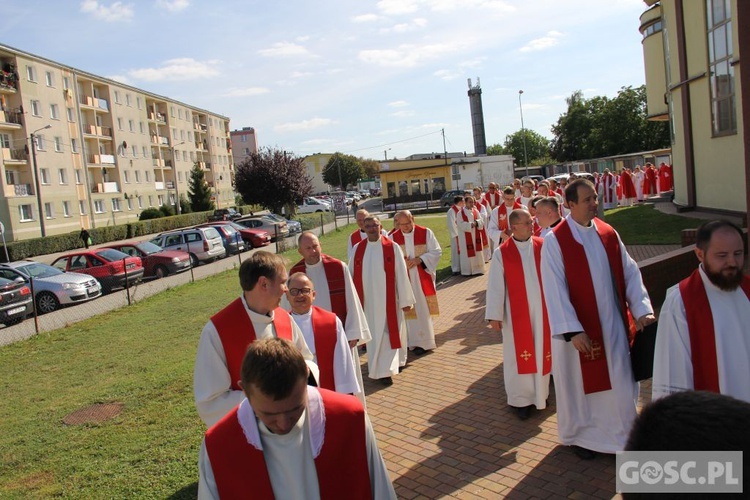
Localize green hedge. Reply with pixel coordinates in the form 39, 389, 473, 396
293, 212, 336, 231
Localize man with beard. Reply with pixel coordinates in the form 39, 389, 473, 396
652, 220, 750, 403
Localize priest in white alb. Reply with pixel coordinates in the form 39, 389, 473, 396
390, 210, 442, 355
446, 195, 464, 275
456, 196, 486, 276
347, 209, 389, 263
598, 169, 618, 210
350, 215, 416, 386
652, 220, 750, 403
541, 179, 655, 459
487, 186, 524, 250
473, 187, 492, 262
486, 209, 551, 421
282, 231, 371, 406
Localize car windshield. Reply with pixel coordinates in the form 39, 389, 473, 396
225, 222, 246, 232
135, 241, 163, 255
264, 214, 283, 222
96, 248, 130, 262
17, 262, 62, 279
203, 227, 221, 240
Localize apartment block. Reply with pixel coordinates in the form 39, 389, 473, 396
0, 43, 236, 242
229, 126, 258, 164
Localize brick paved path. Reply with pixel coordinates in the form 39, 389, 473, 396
360, 246, 670, 499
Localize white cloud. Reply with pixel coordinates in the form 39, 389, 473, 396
425, 0, 515, 12
359, 40, 470, 68
352, 13, 379, 23
434, 69, 460, 81
107, 74, 130, 84
290, 71, 313, 78
258, 42, 311, 57
275, 118, 335, 132
392, 110, 415, 118
381, 17, 428, 33
155, 0, 189, 12
388, 100, 409, 108
418, 122, 449, 129
459, 57, 485, 69
79, 1, 134, 22
127, 58, 220, 81
376, 0, 418, 15
519, 30, 564, 52
296, 35, 310, 42
222, 87, 270, 97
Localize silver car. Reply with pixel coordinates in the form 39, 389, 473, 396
0, 260, 102, 314
150, 227, 226, 266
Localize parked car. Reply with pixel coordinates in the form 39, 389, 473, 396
103, 241, 191, 279
207, 208, 242, 222
196, 223, 246, 255
0, 260, 102, 314
235, 216, 290, 241
440, 189, 465, 207
263, 213, 301, 235
207, 221, 271, 248
149, 227, 226, 266
51, 249, 144, 294
0, 276, 33, 325
296, 197, 331, 214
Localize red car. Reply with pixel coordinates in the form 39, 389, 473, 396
204, 221, 271, 248
103, 241, 191, 279
51, 248, 144, 294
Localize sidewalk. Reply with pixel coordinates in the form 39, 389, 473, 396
361, 246, 666, 499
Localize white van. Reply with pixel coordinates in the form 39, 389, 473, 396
296, 197, 331, 214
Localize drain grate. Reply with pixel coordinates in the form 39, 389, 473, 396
63, 402, 123, 425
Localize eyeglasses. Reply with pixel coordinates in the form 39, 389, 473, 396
289, 288, 312, 296
512, 221, 534, 227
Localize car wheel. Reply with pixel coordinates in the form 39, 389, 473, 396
154, 265, 169, 279
189, 253, 200, 267
5, 315, 26, 326
101, 283, 112, 295
36, 292, 60, 314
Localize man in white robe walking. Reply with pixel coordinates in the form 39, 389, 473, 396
541, 179, 655, 459
347, 209, 388, 263
456, 196, 486, 276
391, 210, 442, 355
653, 220, 750, 403
350, 215, 416, 385
446, 195, 464, 275
486, 209, 551, 420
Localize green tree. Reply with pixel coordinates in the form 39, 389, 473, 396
234, 147, 312, 215
551, 90, 592, 161
486, 143, 505, 156
502, 129, 550, 167
322, 153, 364, 189
187, 163, 215, 212
360, 158, 380, 180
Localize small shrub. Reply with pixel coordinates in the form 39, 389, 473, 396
139, 208, 163, 220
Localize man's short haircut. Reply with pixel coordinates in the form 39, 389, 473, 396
394, 210, 413, 222
695, 220, 745, 251
523, 180, 534, 188
240, 338, 308, 400
453, 195, 464, 204
464, 195, 475, 204
474, 186, 483, 192
363, 215, 380, 225
502, 186, 515, 196
529, 195, 545, 209
239, 251, 285, 291
356, 209, 369, 218
297, 230, 317, 246
565, 178, 595, 204
508, 208, 530, 226
535, 196, 559, 212
287, 271, 313, 288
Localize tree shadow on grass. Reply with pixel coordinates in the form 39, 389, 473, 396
167, 482, 197, 499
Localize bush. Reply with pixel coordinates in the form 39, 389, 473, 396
139, 208, 163, 220
293, 212, 336, 231
158, 204, 175, 217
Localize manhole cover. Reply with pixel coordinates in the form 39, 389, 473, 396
63, 402, 123, 425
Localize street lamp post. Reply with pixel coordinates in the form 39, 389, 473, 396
30, 124, 51, 237
518, 90, 529, 177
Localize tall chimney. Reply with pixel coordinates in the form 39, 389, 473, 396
467, 78, 487, 155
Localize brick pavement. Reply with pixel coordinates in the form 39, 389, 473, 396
359, 246, 672, 499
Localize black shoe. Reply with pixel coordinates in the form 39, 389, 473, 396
379, 377, 393, 386
571, 446, 596, 460
412, 347, 427, 356
513, 406, 532, 421
452, 272, 460, 276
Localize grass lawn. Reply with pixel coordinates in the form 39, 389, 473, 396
604, 204, 706, 244
0, 207, 696, 497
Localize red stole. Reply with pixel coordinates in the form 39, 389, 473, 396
553, 218, 631, 394
352, 237, 401, 348
679, 269, 750, 393
483, 191, 500, 209
211, 299, 293, 391
309, 306, 339, 391
496, 202, 522, 232
205, 389, 372, 500
602, 174, 615, 204
460, 208, 483, 258
499, 237, 551, 375
349, 230, 364, 248
390, 225, 438, 302
290, 254, 348, 324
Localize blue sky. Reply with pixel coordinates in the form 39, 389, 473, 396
1, 0, 649, 161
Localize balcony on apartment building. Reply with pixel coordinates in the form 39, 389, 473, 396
2, 147, 27, 163
79, 95, 109, 112
91, 181, 119, 194
148, 112, 167, 124
151, 135, 170, 146
83, 124, 113, 138
152, 158, 173, 168
194, 121, 207, 133
3, 183, 33, 198
0, 108, 23, 128
87, 153, 116, 166
0, 67, 18, 93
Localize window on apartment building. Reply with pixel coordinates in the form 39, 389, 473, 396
63, 76, 70, 90
35, 135, 45, 151
131, 145, 137, 157
171, 128, 177, 139
148, 195, 154, 207
71, 138, 79, 153
112, 198, 122, 212
26, 65, 37, 82
79, 200, 87, 215
145, 170, 151, 182
178, 171, 183, 182
114, 91, 121, 104
180, 130, 185, 141
117, 117, 123, 130
123, 170, 130, 183
44, 202, 54, 219
40, 168, 50, 184
183, 151, 187, 161
139, 122, 145, 134
158, 195, 164, 206
50, 104, 59, 120
135, 170, 141, 183
126, 197, 133, 211
188, 131, 193, 142
137, 196, 143, 209
136, 96, 142, 109
189, 151, 195, 162
94, 200, 105, 213
62, 201, 71, 217
126, 94, 132, 106
58, 168, 67, 184
142, 146, 148, 157
54, 137, 63, 152
45, 71, 55, 87
707, 0, 736, 135
129, 119, 135, 132
75, 169, 82, 184
67, 107, 75, 122
0, 134, 9, 148
241, 135, 248, 143
19, 204, 33, 221
178, 108, 183, 120
31, 100, 41, 116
